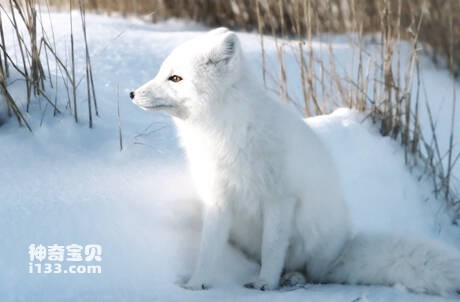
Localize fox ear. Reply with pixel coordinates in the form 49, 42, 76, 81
207, 32, 239, 66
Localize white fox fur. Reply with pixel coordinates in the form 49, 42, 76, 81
131, 28, 460, 296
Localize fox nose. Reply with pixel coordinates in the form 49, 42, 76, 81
129, 91, 135, 99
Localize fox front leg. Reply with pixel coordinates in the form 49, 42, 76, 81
244, 200, 294, 290
183, 203, 232, 290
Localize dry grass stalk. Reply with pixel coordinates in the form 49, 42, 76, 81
69, 0, 77, 123
445, 6, 457, 202
79, 0, 92, 128
254, 0, 266, 87
292, 0, 308, 116
0, 12, 9, 78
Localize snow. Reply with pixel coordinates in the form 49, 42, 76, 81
1, 12, 459, 302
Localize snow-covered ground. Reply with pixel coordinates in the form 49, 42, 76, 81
1, 12, 460, 302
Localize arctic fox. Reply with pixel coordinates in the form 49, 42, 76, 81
131, 28, 460, 296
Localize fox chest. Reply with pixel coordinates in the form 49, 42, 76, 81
183, 130, 277, 205
187, 145, 264, 205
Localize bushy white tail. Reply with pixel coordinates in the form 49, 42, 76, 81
325, 234, 460, 296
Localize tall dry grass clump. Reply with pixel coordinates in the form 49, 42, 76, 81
253, 0, 460, 219
0, 0, 97, 130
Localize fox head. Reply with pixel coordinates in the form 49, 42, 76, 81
130, 28, 242, 120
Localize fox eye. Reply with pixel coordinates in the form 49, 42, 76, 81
168, 75, 183, 82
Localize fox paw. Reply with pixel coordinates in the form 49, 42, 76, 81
244, 278, 278, 291
181, 279, 209, 291
280, 271, 306, 288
